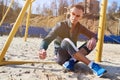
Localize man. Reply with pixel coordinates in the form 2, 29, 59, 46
38, 4, 107, 77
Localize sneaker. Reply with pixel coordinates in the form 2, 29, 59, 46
89, 62, 107, 77
63, 59, 76, 71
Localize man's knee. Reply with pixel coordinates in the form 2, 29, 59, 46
61, 38, 79, 51
61, 38, 70, 48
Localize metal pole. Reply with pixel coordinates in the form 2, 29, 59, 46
24, 1, 32, 41
95, 0, 108, 62
0, 0, 14, 26
0, 0, 31, 61
118, 19, 120, 36
0, 61, 57, 66
2, 0, 5, 19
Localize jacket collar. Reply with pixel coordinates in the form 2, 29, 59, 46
66, 19, 72, 28
66, 19, 80, 28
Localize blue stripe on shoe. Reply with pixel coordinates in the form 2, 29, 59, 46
90, 62, 107, 77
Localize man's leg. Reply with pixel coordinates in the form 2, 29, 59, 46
61, 38, 107, 77
78, 42, 92, 56
61, 38, 91, 65
55, 47, 71, 65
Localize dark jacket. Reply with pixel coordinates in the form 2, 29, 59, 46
40, 19, 96, 50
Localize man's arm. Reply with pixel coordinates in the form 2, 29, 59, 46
39, 22, 62, 59
79, 24, 98, 50
40, 22, 62, 50
80, 24, 97, 40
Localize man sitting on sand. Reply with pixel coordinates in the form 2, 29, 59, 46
38, 4, 107, 77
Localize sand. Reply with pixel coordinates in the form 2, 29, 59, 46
0, 35, 120, 80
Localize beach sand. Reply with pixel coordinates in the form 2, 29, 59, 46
0, 35, 120, 80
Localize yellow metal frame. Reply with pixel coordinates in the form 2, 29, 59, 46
0, 0, 56, 66
0, 0, 14, 26
95, 0, 108, 62
0, 61, 56, 66
24, 0, 32, 41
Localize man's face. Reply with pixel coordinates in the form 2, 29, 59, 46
69, 7, 83, 25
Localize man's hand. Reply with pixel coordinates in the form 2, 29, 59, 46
86, 38, 97, 50
38, 49, 47, 59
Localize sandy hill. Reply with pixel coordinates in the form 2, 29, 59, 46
0, 6, 120, 35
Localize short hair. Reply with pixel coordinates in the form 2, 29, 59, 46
70, 4, 84, 12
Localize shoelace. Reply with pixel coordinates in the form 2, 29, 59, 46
92, 63, 101, 71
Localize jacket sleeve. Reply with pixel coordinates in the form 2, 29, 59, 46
40, 22, 62, 50
80, 24, 97, 40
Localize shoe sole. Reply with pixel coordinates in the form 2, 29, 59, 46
97, 70, 107, 77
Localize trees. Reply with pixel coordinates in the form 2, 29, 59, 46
42, 3, 53, 16
108, 1, 118, 14
50, 0, 57, 16
58, 0, 68, 15
117, 6, 120, 13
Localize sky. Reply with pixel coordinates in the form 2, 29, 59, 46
6, 0, 120, 14
18, 0, 120, 6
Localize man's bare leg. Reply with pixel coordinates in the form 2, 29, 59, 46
73, 49, 90, 65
